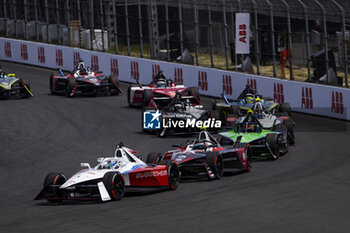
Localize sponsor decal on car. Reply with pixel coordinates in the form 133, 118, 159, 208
136, 170, 167, 178
143, 110, 162, 129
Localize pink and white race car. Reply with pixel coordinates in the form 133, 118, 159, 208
34, 143, 180, 203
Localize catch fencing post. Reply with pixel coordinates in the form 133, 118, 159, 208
250, 0, 260, 75
112, 0, 118, 54
265, 0, 276, 77
138, 0, 143, 58
281, 0, 294, 80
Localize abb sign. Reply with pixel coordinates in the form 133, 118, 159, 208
174, 67, 183, 84
5, 42, 11, 58
198, 71, 208, 91
235, 13, 250, 54
273, 83, 284, 103
91, 55, 99, 71
110, 58, 119, 76
301, 87, 313, 109
20, 44, 28, 60
131, 61, 139, 80
222, 75, 232, 95
331, 91, 344, 114
152, 64, 160, 81
73, 52, 80, 67
56, 49, 63, 67
38, 47, 45, 63
247, 79, 257, 93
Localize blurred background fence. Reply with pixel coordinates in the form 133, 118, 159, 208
0, 0, 349, 87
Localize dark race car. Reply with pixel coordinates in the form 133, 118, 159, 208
50, 60, 122, 97
0, 70, 33, 99
213, 84, 292, 117
127, 70, 200, 108
146, 131, 251, 180
142, 92, 220, 137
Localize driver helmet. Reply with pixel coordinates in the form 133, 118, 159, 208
0, 72, 5, 79
245, 94, 255, 104
77, 59, 86, 71
156, 79, 166, 87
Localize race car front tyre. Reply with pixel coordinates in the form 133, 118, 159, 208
109, 75, 121, 95
50, 73, 55, 94
103, 172, 125, 201
189, 87, 200, 102
146, 152, 162, 164
159, 160, 180, 190
266, 133, 280, 160
143, 89, 154, 107
43, 172, 66, 203
127, 85, 132, 106
66, 77, 76, 97
206, 151, 224, 179
279, 103, 291, 116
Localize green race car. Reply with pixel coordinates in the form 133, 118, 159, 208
217, 112, 289, 160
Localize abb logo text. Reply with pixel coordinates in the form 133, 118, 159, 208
110, 58, 119, 76
56, 49, 63, 67
152, 64, 160, 81
174, 68, 183, 84
273, 83, 284, 103
247, 79, 257, 93
38, 47, 45, 63
5, 42, 11, 58
131, 61, 139, 80
331, 91, 344, 114
91, 55, 99, 71
301, 87, 313, 109
222, 75, 232, 95
198, 71, 208, 91
238, 24, 247, 44
73, 52, 80, 67
20, 44, 28, 60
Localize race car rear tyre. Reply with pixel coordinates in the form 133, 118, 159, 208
189, 87, 200, 102
143, 89, 154, 107
43, 172, 66, 203
146, 152, 162, 164
159, 160, 180, 190
279, 103, 291, 116
206, 151, 224, 179
50, 73, 55, 94
103, 172, 125, 201
287, 121, 295, 145
266, 133, 280, 160
109, 75, 121, 95
212, 99, 217, 110
225, 113, 237, 128
19, 78, 31, 98
230, 105, 241, 117
127, 85, 132, 106
66, 77, 76, 97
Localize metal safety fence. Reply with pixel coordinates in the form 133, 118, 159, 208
0, 0, 349, 87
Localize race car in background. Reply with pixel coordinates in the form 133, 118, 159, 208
127, 70, 200, 108
34, 143, 180, 203
0, 70, 33, 99
218, 112, 289, 160
213, 84, 292, 117
50, 60, 122, 97
146, 131, 251, 180
142, 92, 217, 137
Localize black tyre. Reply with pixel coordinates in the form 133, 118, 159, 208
279, 103, 291, 116
159, 160, 180, 190
19, 78, 31, 98
127, 85, 132, 106
109, 75, 121, 95
146, 152, 162, 164
66, 77, 76, 97
287, 120, 295, 145
189, 87, 200, 101
230, 105, 241, 117
103, 172, 125, 201
212, 99, 217, 111
266, 133, 280, 160
43, 172, 66, 203
143, 89, 154, 107
50, 73, 55, 94
206, 151, 224, 179
225, 113, 237, 128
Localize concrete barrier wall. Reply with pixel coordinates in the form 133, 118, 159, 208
0, 37, 348, 120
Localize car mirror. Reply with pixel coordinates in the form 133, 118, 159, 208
97, 157, 104, 163
81, 163, 91, 169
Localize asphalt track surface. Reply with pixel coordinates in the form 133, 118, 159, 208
1, 61, 350, 233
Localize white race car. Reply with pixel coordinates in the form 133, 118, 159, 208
34, 143, 180, 203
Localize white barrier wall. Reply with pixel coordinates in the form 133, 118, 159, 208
0, 37, 349, 120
